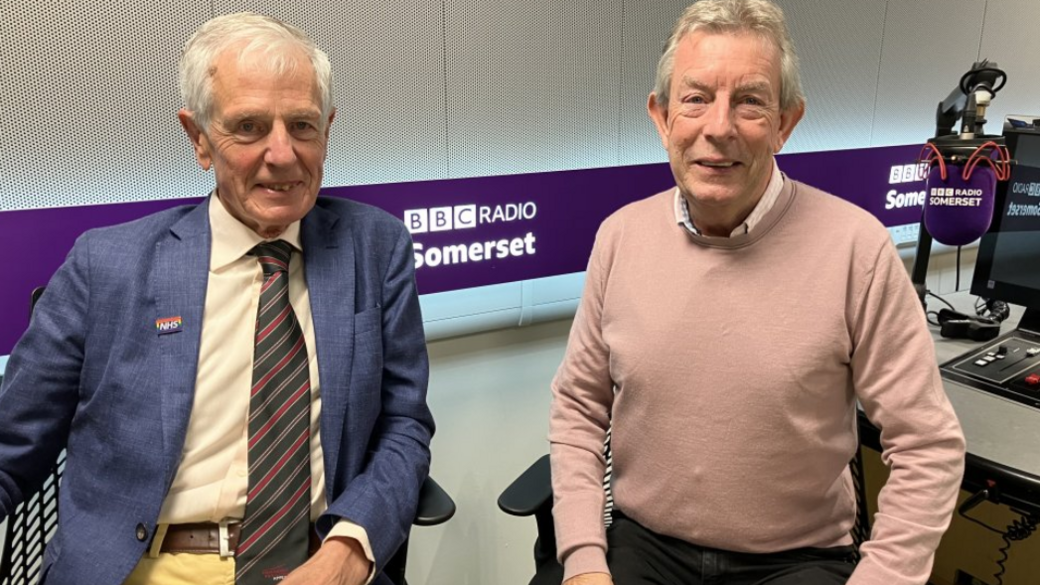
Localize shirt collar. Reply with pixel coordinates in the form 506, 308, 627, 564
674, 159, 784, 237
209, 192, 303, 271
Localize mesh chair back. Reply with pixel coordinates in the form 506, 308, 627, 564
849, 448, 871, 556
0, 287, 65, 585
0, 452, 64, 585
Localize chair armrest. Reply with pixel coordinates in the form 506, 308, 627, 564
414, 475, 456, 526
498, 454, 552, 516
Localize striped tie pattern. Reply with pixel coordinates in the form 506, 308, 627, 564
236, 241, 312, 584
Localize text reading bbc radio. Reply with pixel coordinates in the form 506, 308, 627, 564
885, 163, 928, 210
404, 203, 538, 269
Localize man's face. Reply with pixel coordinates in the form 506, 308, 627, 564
179, 48, 335, 238
648, 31, 803, 233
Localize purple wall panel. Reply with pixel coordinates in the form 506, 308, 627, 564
0, 144, 926, 354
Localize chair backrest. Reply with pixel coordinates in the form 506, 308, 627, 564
0, 453, 64, 585
0, 287, 65, 585
849, 446, 871, 555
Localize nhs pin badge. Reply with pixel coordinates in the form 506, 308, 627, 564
156, 316, 183, 335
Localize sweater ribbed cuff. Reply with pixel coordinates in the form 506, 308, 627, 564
562, 545, 610, 581
846, 555, 927, 585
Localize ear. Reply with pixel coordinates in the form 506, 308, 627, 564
647, 92, 671, 150
323, 107, 337, 142
773, 100, 805, 153
178, 109, 213, 171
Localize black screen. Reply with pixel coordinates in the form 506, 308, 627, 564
971, 126, 1040, 310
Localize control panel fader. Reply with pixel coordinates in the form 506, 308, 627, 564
942, 330, 1040, 409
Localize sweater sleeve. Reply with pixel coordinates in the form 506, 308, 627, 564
548, 220, 619, 581
847, 239, 966, 585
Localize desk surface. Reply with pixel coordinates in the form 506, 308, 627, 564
931, 292, 1040, 488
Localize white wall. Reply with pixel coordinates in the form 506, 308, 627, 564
408, 318, 571, 585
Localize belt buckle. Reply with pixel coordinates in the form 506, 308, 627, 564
218, 519, 233, 558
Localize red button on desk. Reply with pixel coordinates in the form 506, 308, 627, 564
1026, 373, 1040, 386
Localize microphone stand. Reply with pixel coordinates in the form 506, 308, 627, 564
911, 60, 1006, 310
910, 221, 934, 309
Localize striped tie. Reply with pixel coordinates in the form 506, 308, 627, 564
236, 240, 312, 584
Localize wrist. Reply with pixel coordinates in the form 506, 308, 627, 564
323, 537, 371, 576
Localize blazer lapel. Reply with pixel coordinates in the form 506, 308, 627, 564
302, 202, 355, 495
153, 199, 211, 486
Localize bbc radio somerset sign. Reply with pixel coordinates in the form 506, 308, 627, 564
403, 203, 538, 269
326, 144, 929, 295
320, 163, 678, 294
0, 144, 934, 355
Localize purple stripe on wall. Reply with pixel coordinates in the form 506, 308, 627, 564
0, 144, 925, 354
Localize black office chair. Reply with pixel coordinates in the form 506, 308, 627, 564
499, 438, 872, 584
0, 287, 455, 585
0, 288, 62, 585
386, 477, 456, 585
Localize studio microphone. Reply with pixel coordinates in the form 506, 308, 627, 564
923, 161, 996, 246
919, 141, 1010, 246
910, 60, 1010, 308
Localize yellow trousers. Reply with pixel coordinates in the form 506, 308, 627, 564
123, 554, 235, 585
122, 525, 235, 585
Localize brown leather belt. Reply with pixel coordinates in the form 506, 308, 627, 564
159, 522, 321, 556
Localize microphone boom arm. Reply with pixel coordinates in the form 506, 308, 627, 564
913, 60, 1008, 309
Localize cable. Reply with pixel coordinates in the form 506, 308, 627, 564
992, 512, 1037, 585
925, 292, 955, 327
977, 297, 1011, 323
926, 292, 957, 327
992, 300, 1011, 323
958, 489, 1039, 585
918, 142, 948, 179
927, 291, 956, 311
962, 141, 1013, 181
956, 246, 962, 291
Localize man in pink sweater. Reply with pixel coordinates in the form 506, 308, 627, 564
548, 1, 966, 585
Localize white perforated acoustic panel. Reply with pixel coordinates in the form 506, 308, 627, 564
978, 0, 1040, 133
776, 0, 887, 153
872, 0, 988, 147
443, 0, 551, 178
7, 0, 1040, 215
618, 0, 690, 167
547, 0, 624, 171
217, 0, 450, 186
0, 1, 212, 212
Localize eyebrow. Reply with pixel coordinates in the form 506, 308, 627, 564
677, 76, 710, 93
676, 76, 774, 96
283, 109, 323, 120
223, 108, 323, 122
734, 81, 772, 96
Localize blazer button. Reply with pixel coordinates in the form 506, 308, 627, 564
136, 523, 149, 542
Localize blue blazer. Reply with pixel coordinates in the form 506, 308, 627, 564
0, 196, 434, 585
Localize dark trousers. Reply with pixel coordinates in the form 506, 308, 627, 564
532, 512, 856, 585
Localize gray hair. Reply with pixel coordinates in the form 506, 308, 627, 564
654, 0, 804, 111
179, 12, 333, 132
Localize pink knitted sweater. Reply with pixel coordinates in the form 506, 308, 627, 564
549, 178, 965, 585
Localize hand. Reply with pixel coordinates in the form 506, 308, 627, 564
281, 537, 372, 585
564, 573, 613, 585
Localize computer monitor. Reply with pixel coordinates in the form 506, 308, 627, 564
971, 119, 1040, 335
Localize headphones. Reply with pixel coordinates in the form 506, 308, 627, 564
937, 308, 1001, 341
978, 298, 1011, 323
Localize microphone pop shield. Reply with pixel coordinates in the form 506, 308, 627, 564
923, 163, 996, 246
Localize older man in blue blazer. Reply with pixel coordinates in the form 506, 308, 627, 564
0, 13, 433, 585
